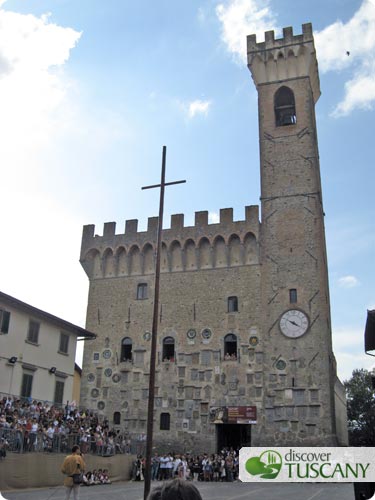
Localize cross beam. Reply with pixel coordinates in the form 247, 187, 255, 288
142, 146, 186, 500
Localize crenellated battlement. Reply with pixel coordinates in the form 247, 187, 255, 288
247, 23, 320, 103
80, 205, 260, 279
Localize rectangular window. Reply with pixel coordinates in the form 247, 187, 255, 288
54, 380, 65, 404
27, 320, 40, 344
0, 309, 11, 333
160, 412, 170, 430
93, 352, 100, 362
21, 373, 33, 398
228, 296, 238, 312
137, 283, 148, 300
59, 332, 69, 354
289, 289, 298, 303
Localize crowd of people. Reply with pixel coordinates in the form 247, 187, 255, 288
132, 448, 240, 482
0, 395, 132, 456
82, 468, 111, 486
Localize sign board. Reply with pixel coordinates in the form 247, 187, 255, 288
210, 406, 257, 424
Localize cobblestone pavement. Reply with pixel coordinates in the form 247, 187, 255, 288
2, 481, 355, 500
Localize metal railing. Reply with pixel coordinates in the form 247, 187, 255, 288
0, 427, 143, 456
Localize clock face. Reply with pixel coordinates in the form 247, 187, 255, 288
279, 309, 309, 338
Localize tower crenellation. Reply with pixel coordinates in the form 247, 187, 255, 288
247, 23, 320, 103
81, 205, 259, 256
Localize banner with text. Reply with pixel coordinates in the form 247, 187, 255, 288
239, 447, 375, 482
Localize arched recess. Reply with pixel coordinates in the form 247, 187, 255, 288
266, 52, 277, 82
199, 237, 211, 269
83, 249, 102, 279
184, 239, 197, 270
229, 234, 241, 267
276, 51, 287, 80
170, 240, 182, 272
213, 236, 227, 268
116, 247, 127, 276
103, 248, 115, 277
274, 86, 296, 126
129, 245, 141, 275
244, 233, 258, 265
287, 49, 297, 78
143, 243, 154, 275
160, 242, 169, 273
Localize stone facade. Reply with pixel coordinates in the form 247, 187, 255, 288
79, 23, 347, 453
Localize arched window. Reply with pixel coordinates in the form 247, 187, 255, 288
228, 296, 238, 313
274, 86, 296, 126
121, 337, 132, 362
113, 411, 121, 425
162, 337, 175, 362
224, 333, 237, 360
160, 412, 170, 430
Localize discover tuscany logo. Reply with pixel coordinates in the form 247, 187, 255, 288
240, 447, 375, 483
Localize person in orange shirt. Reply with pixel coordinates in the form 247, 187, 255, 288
61, 445, 86, 500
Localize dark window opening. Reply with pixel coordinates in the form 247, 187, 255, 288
21, 373, 33, 398
113, 411, 121, 425
59, 332, 69, 354
137, 283, 148, 300
224, 333, 237, 360
289, 288, 298, 303
275, 86, 296, 126
160, 412, 170, 430
228, 296, 238, 313
54, 380, 65, 404
162, 336, 175, 362
0, 310, 10, 334
27, 320, 40, 344
121, 337, 132, 362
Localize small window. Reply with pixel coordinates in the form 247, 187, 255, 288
228, 296, 238, 312
121, 337, 132, 362
224, 333, 237, 360
27, 320, 40, 344
162, 337, 175, 362
59, 332, 69, 354
289, 289, 297, 303
0, 310, 10, 334
54, 380, 65, 405
21, 373, 33, 398
137, 283, 148, 300
113, 411, 121, 425
160, 412, 170, 430
275, 86, 296, 126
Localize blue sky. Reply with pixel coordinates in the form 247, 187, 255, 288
0, 0, 374, 381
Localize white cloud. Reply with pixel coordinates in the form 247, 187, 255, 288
209, 211, 220, 223
0, 4, 81, 176
0, 5, 88, 329
332, 326, 374, 381
188, 99, 211, 118
216, 0, 278, 64
338, 275, 360, 288
315, 0, 375, 116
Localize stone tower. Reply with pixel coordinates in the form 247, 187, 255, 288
79, 24, 347, 453
247, 23, 341, 445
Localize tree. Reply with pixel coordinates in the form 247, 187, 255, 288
344, 368, 375, 446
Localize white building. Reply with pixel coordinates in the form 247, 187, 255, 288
0, 291, 95, 405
